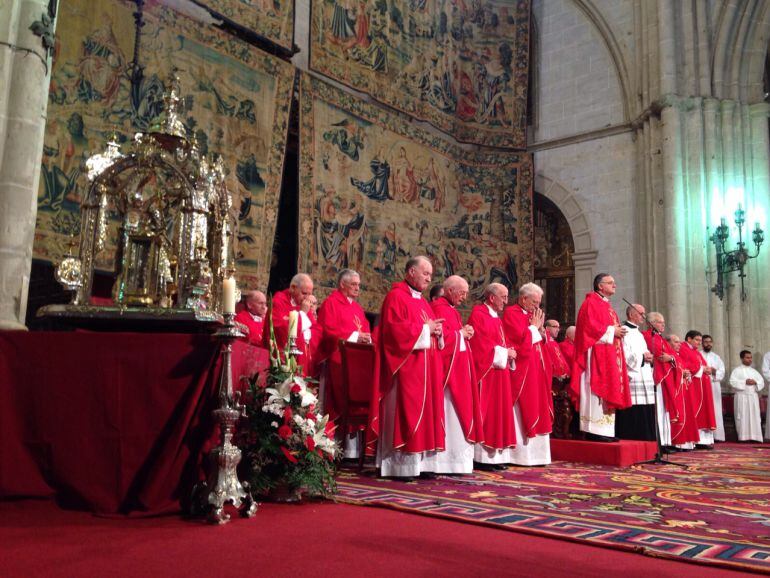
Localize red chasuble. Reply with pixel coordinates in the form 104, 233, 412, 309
467, 304, 516, 450
546, 333, 570, 377
502, 304, 553, 437
269, 289, 322, 376
430, 297, 483, 443
367, 282, 445, 453
670, 346, 702, 444
678, 343, 717, 431
316, 289, 372, 422
234, 310, 265, 347
568, 293, 631, 410
559, 340, 575, 370
643, 329, 690, 443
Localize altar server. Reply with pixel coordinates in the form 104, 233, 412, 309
729, 350, 765, 442
701, 335, 726, 442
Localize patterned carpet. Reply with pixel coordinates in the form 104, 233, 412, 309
335, 444, 770, 573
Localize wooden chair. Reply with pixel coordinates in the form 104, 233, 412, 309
338, 340, 376, 470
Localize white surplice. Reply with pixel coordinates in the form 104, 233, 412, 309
730, 364, 765, 443
702, 350, 726, 441
579, 325, 616, 436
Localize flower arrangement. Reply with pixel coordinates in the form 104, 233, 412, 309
240, 318, 338, 499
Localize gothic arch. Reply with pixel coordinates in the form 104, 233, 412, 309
534, 173, 597, 302
570, 0, 635, 121
712, 0, 770, 102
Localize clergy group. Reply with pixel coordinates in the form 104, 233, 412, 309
233, 257, 762, 479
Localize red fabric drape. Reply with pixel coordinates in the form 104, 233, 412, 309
0, 331, 265, 516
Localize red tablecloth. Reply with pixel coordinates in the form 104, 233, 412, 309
0, 331, 267, 516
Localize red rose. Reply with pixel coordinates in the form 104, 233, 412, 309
280, 446, 298, 463
325, 421, 337, 437
291, 384, 301, 394
306, 411, 317, 422
278, 425, 292, 439
305, 436, 316, 451
308, 404, 316, 411
283, 407, 293, 423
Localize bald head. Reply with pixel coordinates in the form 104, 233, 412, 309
289, 273, 314, 304
668, 334, 681, 352
626, 303, 645, 326
443, 275, 469, 307
245, 290, 267, 317
565, 325, 576, 342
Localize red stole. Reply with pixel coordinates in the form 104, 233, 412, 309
546, 333, 570, 377
316, 289, 371, 421
643, 329, 688, 442
269, 289, 321, 376
559, 340, 575, 371
502, 304, 553, 437
234, 310, 265, 347
367, 282, 444, 453
568, 292, 631, 410
430, 297, 483, 443
679, 343, 717, 430
467, 304, 516, 450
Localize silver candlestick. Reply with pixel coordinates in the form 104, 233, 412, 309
195, 313, 257, 524
288, 335, 302, 357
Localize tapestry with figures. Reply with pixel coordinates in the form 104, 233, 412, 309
309, 0, 530, 149
204, 0, 295, 51
34, 0, 294, 289
298, 75, 533, 313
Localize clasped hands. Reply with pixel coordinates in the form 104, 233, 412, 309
427, 318, 444, 337
300, 296, 318, 314
357, 332, 373, 344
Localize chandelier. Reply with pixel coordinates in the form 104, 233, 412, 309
709, 205, 765, 301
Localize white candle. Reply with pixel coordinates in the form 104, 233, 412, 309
288, 310, 298, 339
222, 276, 236, 314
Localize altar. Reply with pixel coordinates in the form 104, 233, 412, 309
0, 331, 267, 515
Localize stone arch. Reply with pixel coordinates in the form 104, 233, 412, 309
534, 173, 597, 304
570, 0, 635, 121
712, 0, 770, 102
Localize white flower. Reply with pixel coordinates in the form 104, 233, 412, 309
270, 421, 279, 428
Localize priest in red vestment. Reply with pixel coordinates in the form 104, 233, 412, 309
680, 330, 717, 448
269, 273, 322, 376
560, 326, 576, 369
642, 313, 677, 447
430, 275, 484, 473
667, 334, 700, 448
468, 283, 518, 467
235, 290, 268, 346
371, 256, 446, 478
545, 320, 570, 379
568, 273, 631, 442
316, 269, 372, 456
502, 283, 552, 465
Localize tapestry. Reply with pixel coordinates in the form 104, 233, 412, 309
299, 75, 533, 313
204, 0, 295, 51
34, 0, 295, 288
309, 0, 530, 149
337, 444, 770, 573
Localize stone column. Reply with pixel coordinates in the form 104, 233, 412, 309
571, 250, 597, 306
0, 0, 56, 330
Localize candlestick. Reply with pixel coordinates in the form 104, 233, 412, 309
288, 310, 298, 339
222, 276, 236, 314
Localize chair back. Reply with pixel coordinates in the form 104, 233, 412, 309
339, 340, 376, 405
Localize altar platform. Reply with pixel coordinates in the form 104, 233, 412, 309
550, 438, 658, 467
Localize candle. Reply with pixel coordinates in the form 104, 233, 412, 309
288, 310, 298, 339
222, 276, 236, 314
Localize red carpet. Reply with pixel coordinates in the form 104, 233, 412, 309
0, 498, 744, 577
336, 444, 770, 574
550, 438, 658, 466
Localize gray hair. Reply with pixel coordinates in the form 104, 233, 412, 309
647, 311, 664, 323
290, 273, 312, 287
337, 269, 359, 285
405, 255, 430, 273
443, 275, 467, 291
484, 283, 507, 299
518, 282, 543, 298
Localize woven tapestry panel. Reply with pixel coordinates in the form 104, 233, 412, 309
299, 75, 533, 313
310, 0, 530, 149
204, 0, 295, 51
34, 0, 295, 288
